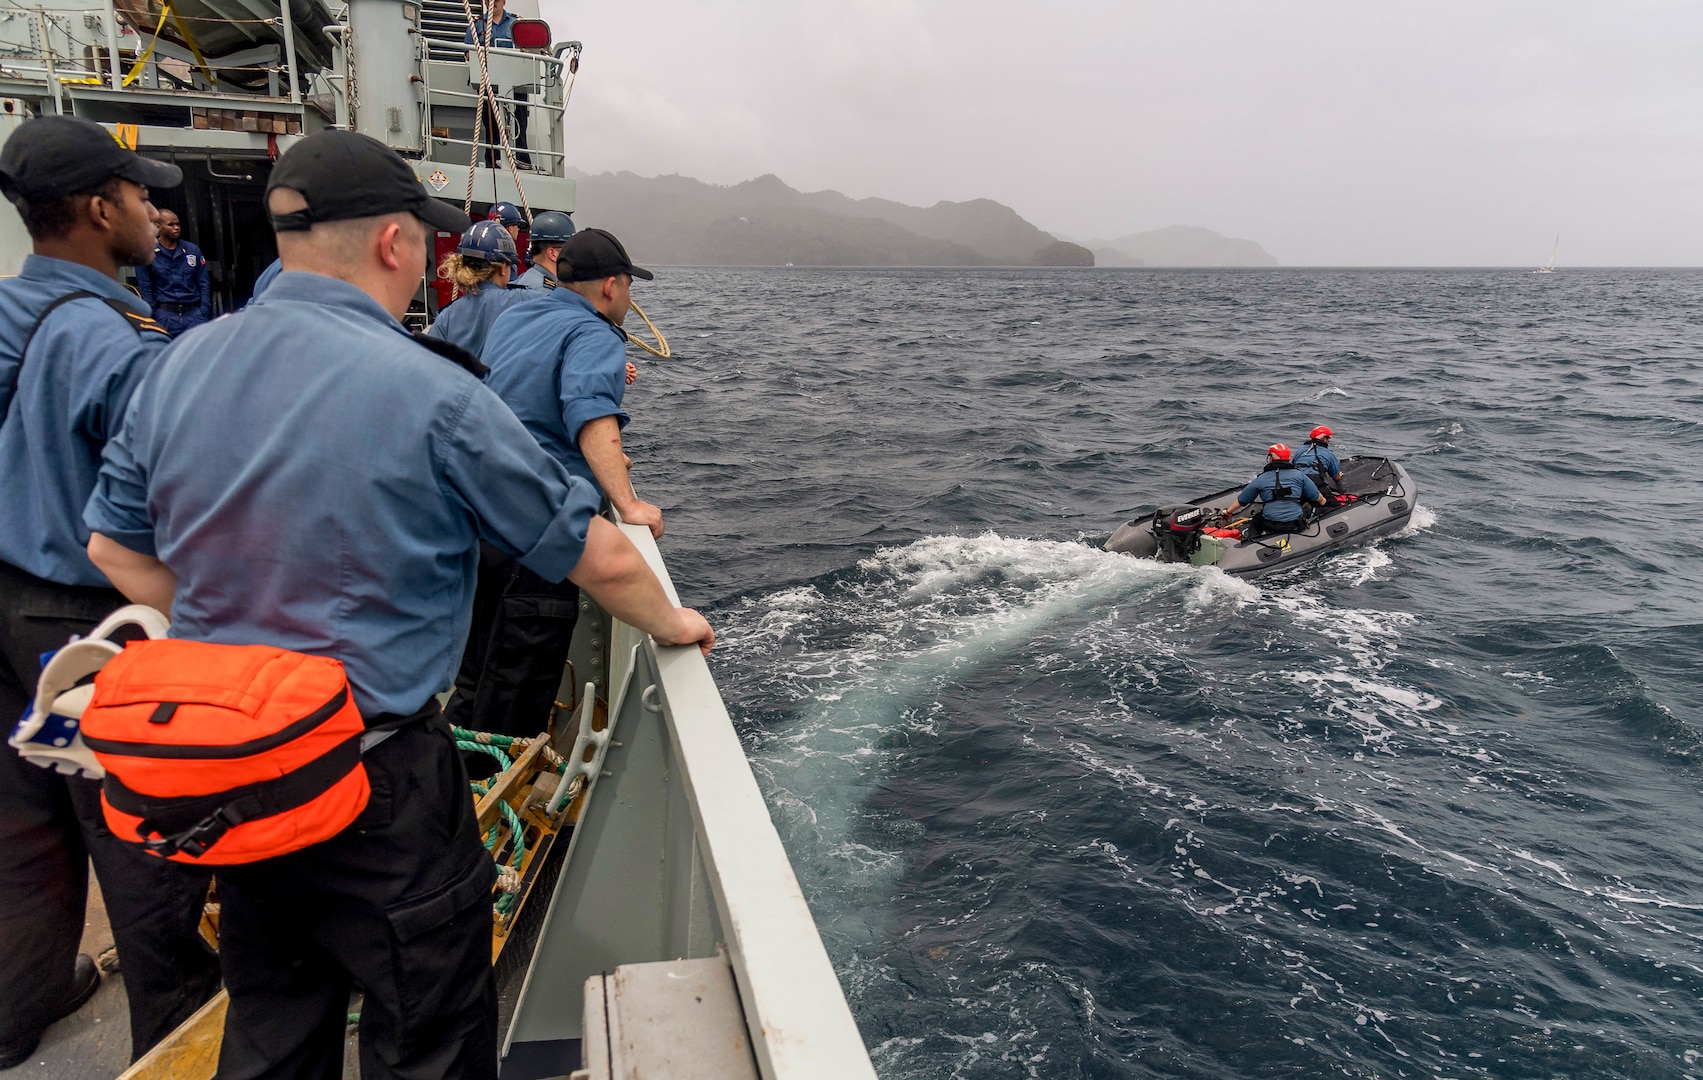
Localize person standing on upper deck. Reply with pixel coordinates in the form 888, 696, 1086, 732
464, 0, 530, 169
134, 209, 210, 334
446, 228, 659, 739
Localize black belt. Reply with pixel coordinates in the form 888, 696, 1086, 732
157, 301, 201, 314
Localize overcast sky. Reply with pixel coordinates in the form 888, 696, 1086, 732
538, 1, 1703, 265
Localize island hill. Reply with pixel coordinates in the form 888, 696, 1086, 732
1090, 225, 1278, 267
565, 169, 1278, 269
566, 169, 1090, 267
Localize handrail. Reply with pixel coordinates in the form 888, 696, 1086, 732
502, 515, 876, 1079
615, 518, 876, 1079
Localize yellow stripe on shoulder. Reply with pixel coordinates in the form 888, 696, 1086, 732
123, 311, 170, 335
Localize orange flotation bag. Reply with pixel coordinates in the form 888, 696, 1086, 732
79, 640, 369, 864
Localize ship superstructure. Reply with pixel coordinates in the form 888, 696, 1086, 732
0, 0, 576, 316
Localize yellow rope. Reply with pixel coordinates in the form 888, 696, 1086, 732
121, 1, 172, 86
168, 4, 216, 88
119, 0, 213, 87
626, 298, 669, 358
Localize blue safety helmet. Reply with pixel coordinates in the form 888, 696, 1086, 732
528, 210, 576, 244
488, 201, 525, 228
457, 220, 519, 265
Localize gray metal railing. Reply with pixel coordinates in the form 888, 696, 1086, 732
503, 518, 877, 1080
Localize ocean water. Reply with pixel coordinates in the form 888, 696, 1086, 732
623, 268, 1703, 1079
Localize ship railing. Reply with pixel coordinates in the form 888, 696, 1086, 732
420, 42, 571, 178
502, 514, 878, 1079
0, 0, 308, 103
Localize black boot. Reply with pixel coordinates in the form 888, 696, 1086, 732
0, 953, 100, 1069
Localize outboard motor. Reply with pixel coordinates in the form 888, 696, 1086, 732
1155, 506, 1210, 562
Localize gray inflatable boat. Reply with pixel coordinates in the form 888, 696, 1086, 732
1104, 456, 1417, 578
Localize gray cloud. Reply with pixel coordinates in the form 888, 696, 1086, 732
541, 0, 1703, 264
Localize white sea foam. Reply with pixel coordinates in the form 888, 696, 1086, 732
1332, 546, 1392, 587
1394, 503, 1437, 538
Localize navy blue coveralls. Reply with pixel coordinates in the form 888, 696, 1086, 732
135, 239, 211, 335
0, 254, 220, 1060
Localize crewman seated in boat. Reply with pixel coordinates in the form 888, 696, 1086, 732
427, 220, 528, 355
1222, 443, 1327, 536
1292, 425, 1343, 496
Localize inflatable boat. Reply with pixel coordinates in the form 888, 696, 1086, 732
1104, 455, 1417, 578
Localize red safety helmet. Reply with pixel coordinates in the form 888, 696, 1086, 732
1268, 443, 1292, 461
1310, 425, 1333, 442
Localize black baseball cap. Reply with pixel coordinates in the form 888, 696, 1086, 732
559, 228, 653, 283
266, 129, 470, 235
0, 115, 182, 201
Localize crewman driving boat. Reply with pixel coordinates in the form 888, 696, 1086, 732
1222, 443, 1327, 536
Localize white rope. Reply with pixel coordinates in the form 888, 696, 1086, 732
456, 0, 532, 222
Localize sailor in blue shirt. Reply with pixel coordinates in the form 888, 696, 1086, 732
0, 114, 219, 1067
427, 220, 528, 356
449, 228, 656, 742
133, 208, 211, 334
464, 0, 515, 46
483, 228, 660, 528
249, 254, 283, 300
514, 208, 573, 290
1224, 443, 1327, 535
1292, 424, 1343, 494
465, 0, 530, 168
0, 256, 166, 586
84, 131, 709, 1078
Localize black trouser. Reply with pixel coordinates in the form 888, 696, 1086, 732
1253, 512, 1309, 537
444, 543, 578, 741
214, 715, 498, 1080
478, 90, 530, 170
0, 559, 220, 1058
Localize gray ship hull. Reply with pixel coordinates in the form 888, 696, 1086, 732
1105, 456, 1417, 578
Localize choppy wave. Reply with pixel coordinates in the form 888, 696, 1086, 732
649, 268, 1703, 1079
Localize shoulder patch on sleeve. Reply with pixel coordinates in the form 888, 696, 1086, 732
100, 298, 170, 338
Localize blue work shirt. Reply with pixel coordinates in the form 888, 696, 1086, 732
514, 263, 556, 291
1292, 443, 1341, 481
135, 240, 210, 316
86, 271, 602, 717
465, 11, 516, 47
426, 283, 529, 357
1237, 467, 1321, 524
0, 254, 166, 586
482, 288, 629, 493
250, 257, 283, 301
